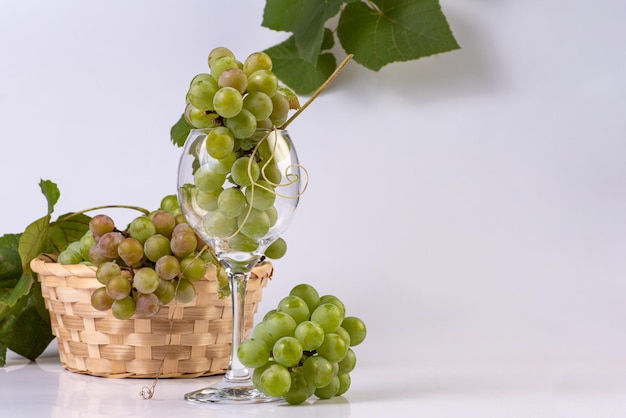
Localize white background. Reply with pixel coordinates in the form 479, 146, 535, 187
1, 0, 625, 374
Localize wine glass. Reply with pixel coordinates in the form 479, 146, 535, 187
177, 127, 304, 404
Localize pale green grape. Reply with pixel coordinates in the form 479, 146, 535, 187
187, 75, 218, 111
289, 283, 320, 313
117, 237, 144, 266
144, 234, 172, 262
196, 189, 221, 211
252, 361, 273, 394
337, 348, 356, 374
252, 321, 276, 347
231, 156, 260, 187
334, 326, 352, 347
272, 336, 303, 368
91, 287, 114, 311
264, 311, 297, 340
160, 195, 180, 213
133, 267, 160, 294
237, 208, 270, 239
180, 255, 206, 281
302, 355, 334, 388
154, 279, 176, 304
129, 216, 157, 244
259, 363, 291, 397
265, 238, 287, 259
202, 211, 238, 238
277, 295, 310, 324
228, 232, 259, 252
206, 127, 235, 159
155, 255, 181, 281
174, 278, 197, 303
336, 373, 351, 396
79, 232, 95, 260
134, 292, 160, 317
242, 91, 273, 121
319, 295, 346, 318
112, 296, 136, 320
260, 159, 282, 185
186, 104, 219, 129
247, 69, 278, 97
213, 86, 243, 118
217, 187, 247, 218
208, 47, 235, 68
210, 55, 239, 80
315, 376, 340, 399
225, 108, 257, 139
218, 67, 248, 94
57, 248, 83, 265
316, 332, 348, 363
106, 275, 131, 300
265, 206, 278, 227
96, 261, 121, 285
269, 92, 289, 125
294, 320, 325, 351
207, 153, 236, 174
342, 316, 367, 346
244, 180, 276, 210
193, 165, 227, 192
310, 303, 343, 333
243, 51, 272, 76
283, 368, 314, 405
237, 338, 270, 368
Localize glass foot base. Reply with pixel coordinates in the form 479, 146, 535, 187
184, 384, 280, 405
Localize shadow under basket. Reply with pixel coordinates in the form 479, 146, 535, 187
30, 256, 272, 379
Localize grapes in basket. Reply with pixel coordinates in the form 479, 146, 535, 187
237, 283, 367, 404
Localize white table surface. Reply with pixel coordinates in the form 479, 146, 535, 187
2, 344, 626, 418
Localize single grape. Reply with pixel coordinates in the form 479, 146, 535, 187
264, 311, 297, 340
151, 210, 177, 238
242, 91, 273, 121
112, 296, 136, 320
210, 55, 239, 80
252, 361, 273, 393
341, 316, 367, 346
319, 295, 346, 318
89, 214, 115, 238
310, 303, 343, 333
155, 255, 181, 280
133, 267, 160, 294
277, 295, 310, 324
187, 75, 218, 111
217, 187, 247, 218
91, 287, 114, 311
269, 92, 289, 125
202, 211, 238, 238
294, 320, 325, 351
228, 232, 259, 252
208, 46, 235, 68
213, 86, 243, 118
154, 278, 176, 304
247, 69, 278, 97
252, 321, 276, 347
196, 189, 222, 211
265, 238, 287, 259
206, 127, 235, 159
237, 338, 270, 368
218, 67, 248, 94
88, 244, 110, 266
97, 231, 124, 259
259, 159, 282, 185
265, 206, 278, 227
237, 208, 270, 239
57, 248, 83, 265
337, 348, 356, 374
174, 278, 197, 303
224, 108, 257, 139
207, 152, 236, 175
180, 255, 206, 281
314, 376, 340, 399
243, 51, 272, 76
259, 363, 291, 397
170, 230, 198, 258
128, 216, 157, 244
78, 231, 96, 260
334, 326, 352, 347
231, 156, 260, 187
193, 165, 227, 193
160, 195, 180, 213
186, 105, 220, 129
134, 292, 160, 317
96, 261, 122, 285
272, 336, 303, 368
244, 180, 276, 210
117, 237, 144, 266
302, 355, 334, 388
283, 368, 314, 405
336, 373, 351, 396
316, 332, 348, 363
144, 234, 172, 262
105, 275, 131, 300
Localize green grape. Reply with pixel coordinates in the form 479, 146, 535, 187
310, 303, 343, 333
170, 230, 197, 258
154, 279, 176, 304
174, 278, 197, 303
97, 231, 124, 259
237, 208, 270, 239
202, 211, 238, 238
257, 118, 273, 129
151, 210, 177, 238
228, 233, 259, 252
314, 376, 340, 399
129, 216, 157, 244
57, 248, 83, 265
342, 316, 367, 346
206, 127, 235, 159
259, 363, 291, 397
218, 67, 248, 94
245, 181, 276, 210
155, 255, 181, 280
210, 55, 239, 80
242, 91, 273, 121
225, 108, 257, 139
160, 195, 180, 213
213, 86, 243, 118
217, 187, 247, 218
96, 261, 122, 285
316, 332, 348, 363
319, 295, 346, 318
106, 275, 131, 300
79, 232, 95, 260
260, 159, 282, 185
252, 321, 276, 347
289, 284, 320, 313
302, 355, 334, 388
185, 104, 220, 129
243, 51, 272, 76
134, 292, 160, 317
265, 238, 287, 259
193, 165, 227, 193
265, 206, 278, 227
144, 234, 172, 262
89, 214, 115, 238
272, 336, 303, 368
112, 296, 136, 320
334, 326, 352, 347
336, 373, 351, 396
133, 267, 160, 294
231, 156, 260, 187
91, 287, 114, 311
196, 189, 222, 211
187, 75, 218, 111
337, 348, 356, 374
264, 311, 297, 340
294, 320, 325, 351
207, 152, 236, 175
180, 255, 206, 281
237, 338, 270, 368
247, 69, 278, 97
269, 92, 289, 125
277, 295, 310, 324
252, 361, 273, 393
283, 368, 314, 405
208, 46, 235, 68
117, 237, 144, 266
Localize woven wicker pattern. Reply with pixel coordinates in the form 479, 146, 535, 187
31, 256, 272, 378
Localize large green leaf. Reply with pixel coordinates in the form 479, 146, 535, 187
265, 36, 338, 95
18, 215, 50, 275
262, 0, 346, 63
48, 213, 91, 254
337, 0, 460, 71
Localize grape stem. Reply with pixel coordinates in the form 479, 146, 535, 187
56, 205, 151, 221
279, 54, 354, 130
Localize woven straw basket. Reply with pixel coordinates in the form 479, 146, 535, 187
31, 255, 272, 379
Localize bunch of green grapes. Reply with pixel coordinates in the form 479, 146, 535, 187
238, 284, 367, 404
57, 195, 221, 320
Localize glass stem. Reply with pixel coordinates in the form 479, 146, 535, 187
225, 271, 250, 382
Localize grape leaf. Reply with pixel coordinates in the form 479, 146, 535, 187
337, 0, 460, 71
265, 36, 338, 95
262, 0, 346, 63
170, 114, 193, 147
48, 213, 91, 254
